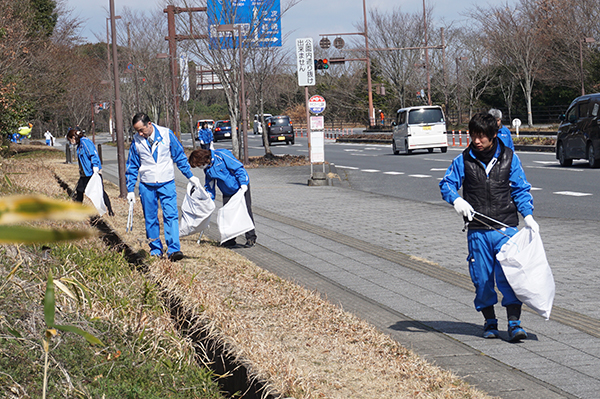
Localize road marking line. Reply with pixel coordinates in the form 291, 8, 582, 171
384, 171, 405, 175
335, 165, 358, 169
533, 161, 558, 164
526, 165, 585, 172
361, 169, 381, 173
553, 191, 593, 197
531, 187, 543, 191
424, 158, 453, 162
409, 174, 432, 178
430, 168, 447, 171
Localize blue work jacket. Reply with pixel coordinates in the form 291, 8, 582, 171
77, 136, 102, 177
197, 128, 213, 144
497, 125, 514, 150
204, 149, 249, 199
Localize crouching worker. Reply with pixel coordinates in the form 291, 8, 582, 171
126, 113, 201, 261
188, 148, 257, 248
439, 112, 538, 342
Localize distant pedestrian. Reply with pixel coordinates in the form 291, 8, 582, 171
44, 130, 54, 146
439, 112, 537, 342
197, 122, 214, 150
188, 148, 257, 248
67, 129, 114, 216
379, 110, 385, 126
126, 112, 201, 261
488, 108, 514, 150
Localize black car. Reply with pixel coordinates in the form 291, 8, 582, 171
266, 115, 294, 145
556, 93, 600, 168
213, 120, 232, 142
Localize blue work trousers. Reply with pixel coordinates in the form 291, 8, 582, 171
139, 180, 180, 255
467, 227, 522, 311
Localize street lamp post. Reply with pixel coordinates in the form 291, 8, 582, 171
579, 37, 596, 96
216, 24, 248, 164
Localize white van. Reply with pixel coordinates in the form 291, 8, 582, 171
392, 105, 448, 154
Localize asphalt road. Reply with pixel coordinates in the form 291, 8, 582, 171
212, 133, 600, 222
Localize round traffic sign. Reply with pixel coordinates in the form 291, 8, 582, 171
512, 118, 522, 128
308, 95, 326, 114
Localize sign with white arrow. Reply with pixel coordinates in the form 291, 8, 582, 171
207, 0, 282, 49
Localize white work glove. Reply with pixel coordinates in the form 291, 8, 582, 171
127, 192, 135, 205
240, 185, 248, 194
189, 176, 201, 188
453, 197, 474, 221
524, 215, 539, 234
93, 166, 100, 174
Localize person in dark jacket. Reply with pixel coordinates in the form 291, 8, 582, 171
439, 112, 538, 342
67, 129, 114, 216
188, 148, 256, 248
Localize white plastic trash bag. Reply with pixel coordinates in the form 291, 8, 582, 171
496, 227, 555, 320
179, 183, 215, 237
84, 172, 107, 216
217, 190, 254, 244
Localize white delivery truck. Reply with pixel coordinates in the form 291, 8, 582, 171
391, 105, 448, 154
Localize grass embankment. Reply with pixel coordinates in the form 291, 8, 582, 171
0, 146, 224, 398
3, 144, 492, 398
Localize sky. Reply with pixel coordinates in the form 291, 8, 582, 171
65, 0, 513, 48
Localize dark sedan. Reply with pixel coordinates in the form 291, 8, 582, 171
213, 120, 232, 142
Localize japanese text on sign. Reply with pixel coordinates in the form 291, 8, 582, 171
296, 38, 315, 86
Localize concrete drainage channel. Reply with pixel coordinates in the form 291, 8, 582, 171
54, 174, 277, 399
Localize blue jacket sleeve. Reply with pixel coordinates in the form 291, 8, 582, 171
204, 173, 215, 200
221, 150, 249, 186
439, 154, 465, 205
169, 131, 193, 179
509, 153, 534, 217
126, 142, 140, 193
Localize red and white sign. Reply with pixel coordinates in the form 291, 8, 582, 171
308, 95, 326, 114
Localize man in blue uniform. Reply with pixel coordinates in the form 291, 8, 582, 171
489, 108, 514, 150
188, 148, 256, 248
439, 112, 538, 342
126, 113, 201, 261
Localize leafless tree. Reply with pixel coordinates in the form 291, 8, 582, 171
471, 0, 552, 126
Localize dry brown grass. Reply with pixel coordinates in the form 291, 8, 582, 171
34, 153, 492, 399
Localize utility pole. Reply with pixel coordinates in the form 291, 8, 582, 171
164, 5, 207, 139
109, 0, 127, 197
423, 0, 432, 106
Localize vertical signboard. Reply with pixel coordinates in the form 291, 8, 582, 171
296, 38, 315, 87
207, 0, 281, 49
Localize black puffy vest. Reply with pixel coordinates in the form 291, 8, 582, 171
462, 142, 519, 229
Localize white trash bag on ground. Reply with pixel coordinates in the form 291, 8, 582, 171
217, 190, 254, 244
179, 182, 215, 237
496, 227, 555, 320
84, 172, 107, 216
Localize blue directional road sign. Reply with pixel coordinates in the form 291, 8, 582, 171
207, 0, 282, 49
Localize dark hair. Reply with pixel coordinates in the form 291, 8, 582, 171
188, 149, 212, 168
468, 113, 497, 140
132, 112, 151, 126
201, 122, 208, 129
66, 128, 82, 144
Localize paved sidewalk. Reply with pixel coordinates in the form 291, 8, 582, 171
97, 142, 600, 399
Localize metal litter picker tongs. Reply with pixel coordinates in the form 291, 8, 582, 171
464, 211, 512, 238
126, 201, 134, 233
